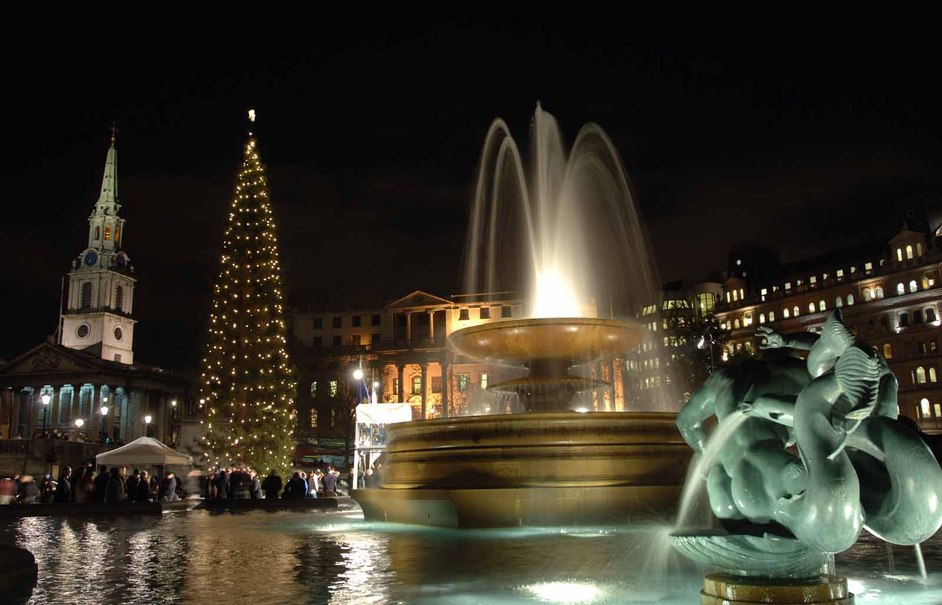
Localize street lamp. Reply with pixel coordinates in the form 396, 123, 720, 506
144, 414, 152, 437
74, 418, 84, 428
40, 392, 51, 432
99, 405, 109, 443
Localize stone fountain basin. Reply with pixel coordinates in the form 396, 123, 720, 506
354, 412, 691, 527
447, 317, 645, 367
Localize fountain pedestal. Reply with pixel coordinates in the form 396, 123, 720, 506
700, 574, 853, 605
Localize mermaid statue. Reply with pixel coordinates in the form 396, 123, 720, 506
672, 310, 942, 577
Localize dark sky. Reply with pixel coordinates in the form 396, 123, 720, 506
2, 18, 942, 370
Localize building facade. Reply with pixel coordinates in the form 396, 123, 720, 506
714, 216, 942, 433
0, 137, 192, 475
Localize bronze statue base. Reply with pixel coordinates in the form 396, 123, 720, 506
700, 573, 854, 605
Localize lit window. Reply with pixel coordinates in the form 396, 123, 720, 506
847, 294, 854, 306
910, 280, 918, 293
916, 367, 927, 384
897, 248, 903, 262
930, 368, 938, 383
329, 380, 338, 398
734, 319, 740, 329
310, 409, 318, 429
785, 282, 791, 291
732, 290, 738, 302
810, 276, 817, 284
736, 259, 742, 266
835, 297, 843, 308
864, 262, 873, 272
768, 311, 775, 322
759, 313, 766, 324
897, 283, 905, 296
936, 404, 942, 418
104, 225, 111, 240
836, 269, 844, 279
739, 288, 744, 299
457, 373, 470, 392
906, 245, 914, 260
310, 381, 318, 398
819, 300, 826, 312
412, 375, 422, 395
883, 344, 893, 359
922, 398, 931, 417
809, 303, 816, 314
917, 243, 923, 257
783, 308, 790, 319
480, 373, 489, 390
863, 289, 873, 301
875, 287, 884, 299
850, 266, 857, 274
793, 306, 800, 317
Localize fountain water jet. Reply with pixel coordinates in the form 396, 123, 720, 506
353, 105, 692, 527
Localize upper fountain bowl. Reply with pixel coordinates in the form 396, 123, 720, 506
448, 317, 645, 368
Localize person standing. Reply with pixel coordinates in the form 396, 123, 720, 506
93, 466, 109, 503
137, 470, 152, 503
53, 467, 73, 503
261, 469, 282, 499
105, 467, 126, 503
322, 466, 339, 497
75, 467, 95, 503
126, 469, 141, 502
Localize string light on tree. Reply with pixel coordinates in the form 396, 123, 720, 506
199, 109, 297, 474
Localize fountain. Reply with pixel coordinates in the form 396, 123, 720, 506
353, 105, 692, 527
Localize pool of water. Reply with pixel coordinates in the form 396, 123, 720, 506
1, 508, 941, 604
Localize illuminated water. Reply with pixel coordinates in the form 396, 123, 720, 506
2, 509, 941, 604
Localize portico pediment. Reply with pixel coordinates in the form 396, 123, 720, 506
0, 343, 103, 377
386, 290, 453, 311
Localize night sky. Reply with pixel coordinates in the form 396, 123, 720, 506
2, 18, 941, 371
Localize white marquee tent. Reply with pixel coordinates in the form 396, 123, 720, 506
95, 436, 192, 467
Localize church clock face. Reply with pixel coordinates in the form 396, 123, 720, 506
76, 324, 89, 339
83, 250, 98, 267
114, 326, 123, 341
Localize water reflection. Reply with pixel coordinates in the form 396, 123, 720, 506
2, 512, 942, 605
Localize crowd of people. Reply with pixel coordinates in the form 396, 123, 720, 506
0, 463, 181, 505
207, 464, 345, 499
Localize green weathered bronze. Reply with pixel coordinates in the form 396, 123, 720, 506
672, 310, 942, 576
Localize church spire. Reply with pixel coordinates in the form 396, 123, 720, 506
97, 125, 119, 207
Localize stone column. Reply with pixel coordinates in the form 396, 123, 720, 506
613, 357, 625, 412
608, 359, 616, 412
420, 363, 429, 419
428, 311, 435, 342
397, 364, 405, 403
406, 313, 412, 344
441, 358, 450, 418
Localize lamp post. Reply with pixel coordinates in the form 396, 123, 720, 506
352, 363, 379, 404
170, 399, 178, 446
144, 414, 152, 438
99, 405, 109, 443
40, 392, 51, 433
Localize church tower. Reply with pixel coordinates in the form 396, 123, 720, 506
59, 131, 136, 364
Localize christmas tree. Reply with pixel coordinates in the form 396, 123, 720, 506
200, 111, 296, 474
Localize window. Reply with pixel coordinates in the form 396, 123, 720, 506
313, 318, 323, 329
331, 410, 336, 427
759, 313, 766, 324
906, 245, 914, 260
332, 316, 342, 329
480, 373, 489, 390
935, 404, 942, 418
898, 312, 909, 328
819, 300, 826, 312
897, 248, 903, 262
459, 308, 470, 321
863, 288, 873, 301
104, 225, 111, 241
864, 262, 873, 273
809, 303, 816, 314
917, 243, 923, 257
874, 287, 884, 299
313, 336, 322, 348
412, 375, 422, 395
783, 308, 790, 319
734, 319, 740, 329
847, 294, 854, 306
81, 282, 92, 308
310, 381, 318, 398
835, 297, 843, 308
115, 286, 124, 311
927, 308, 938, 323
114, 354, 121, 362
310, 408, 318, 429
922, 341, 938, 355
809, 276, 817, 285
883, 344, 893, 359
331, 335, 341, 347
922, 398, 931, 417
372, 314, 381, 326
726, 291, 731, 303
479, 307, 490, 319
836, 269, 844, 279
114, 227, 120, 243
768, 311, 775, 322
931, 368, 938, 383
352, 315, 362, 327
431, 376, 442, 393
58, 385, 73, 424
910, 280, 918, 294
329, 380, 338, 398
732, 290, 738, 302
501, 305, 512, 318
897, 283, 905, 296
350, 334, 362, 346
95, 226, 100, 240
371, 333, 380, 345
793, 306, 800, 317
457, 373, 470, 392
916, 367, 927, 384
